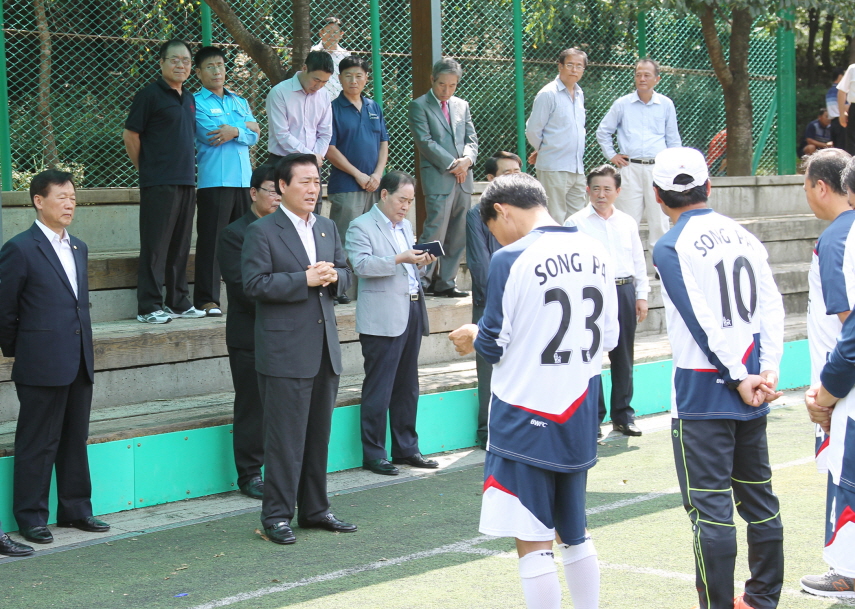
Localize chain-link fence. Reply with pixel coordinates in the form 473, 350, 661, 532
0, 0, 780, 190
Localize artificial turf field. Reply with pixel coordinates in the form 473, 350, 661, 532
1, 397, 853, 609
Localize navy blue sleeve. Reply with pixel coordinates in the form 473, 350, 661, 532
466, 206, 491, 308
821, 309, 855, 397
474, 247, 515, 365
818, 214, 855, 315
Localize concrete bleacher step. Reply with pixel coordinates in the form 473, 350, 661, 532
0, 359, 480, 457
0, 296, 475, 423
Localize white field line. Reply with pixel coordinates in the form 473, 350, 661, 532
186, 456, 814, 609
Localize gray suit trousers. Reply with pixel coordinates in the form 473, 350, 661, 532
419, 184, 470, 292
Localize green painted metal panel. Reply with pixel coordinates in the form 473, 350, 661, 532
412, 389, 479, 455
90, 441, 135, 516
0, 456, 12, 530
601, 359, 673, 422
133, 426, 237, 508
327, 405, 364, 473
779, 339, 809, 390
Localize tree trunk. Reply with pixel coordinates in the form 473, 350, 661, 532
699, 5, 753, 176
820, 12, 834, 71
202, 0, 288, 84
805, 8, 818, 84
849, 35, 855, 65
290, 0, 311, 74
33, 0, 59, 169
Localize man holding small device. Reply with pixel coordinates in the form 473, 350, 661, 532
345, 171, 438, 475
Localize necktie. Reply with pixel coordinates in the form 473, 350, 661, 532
441, 100, 450, 124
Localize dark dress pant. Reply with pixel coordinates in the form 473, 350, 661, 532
472, 304, 492, 447
359, 300, 424, 461
227, 346, 264, 487
672, 416, 783, 609
846, 116, 855, 156
13, 358, 94, 528
137, 184, 195, 315
257, 340, 339, 528
195, 187, 252, 308
598, 282, 637, 426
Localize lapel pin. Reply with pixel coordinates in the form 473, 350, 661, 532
321, 232, 326, 237
73, 245, 78, 249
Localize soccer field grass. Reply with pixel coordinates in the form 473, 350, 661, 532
1, 399, 851, 609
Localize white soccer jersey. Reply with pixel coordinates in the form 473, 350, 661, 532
474, 225, 619, 472
652, 208, 785, 420
807, 210, 855, 471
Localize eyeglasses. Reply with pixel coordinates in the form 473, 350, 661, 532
202, 64, 225, 73
256, 186, 281, 198
563, 63, 585, 71
165, 56, 192, 66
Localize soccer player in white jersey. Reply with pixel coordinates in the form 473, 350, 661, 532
802, 154, 855, 599
449, 173, 618, 609
651, 148, 785, 609
804, 149, 855, 477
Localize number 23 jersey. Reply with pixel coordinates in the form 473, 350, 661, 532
475, 225, 619, 472
652, 208, 784, 421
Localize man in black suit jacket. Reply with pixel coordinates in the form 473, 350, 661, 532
217, 164, 281, 500
241, 153, 356, 544
0, 170, 110, 544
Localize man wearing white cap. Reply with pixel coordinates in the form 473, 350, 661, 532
651, 147, 786, 609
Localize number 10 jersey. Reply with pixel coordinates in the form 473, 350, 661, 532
474, 225, 619, 472
652, 208, 784, 421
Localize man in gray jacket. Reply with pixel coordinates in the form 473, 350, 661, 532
408, 57, 478, 297
346, 171, 438, 475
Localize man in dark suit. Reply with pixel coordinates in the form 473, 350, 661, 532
407, 57, 478, 297
217, 164, 281, 500
0, 170, 110, 544
241, 153, 356, 544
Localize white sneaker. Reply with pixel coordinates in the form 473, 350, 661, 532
163, 306, 207, 319
137, 310, 172, 324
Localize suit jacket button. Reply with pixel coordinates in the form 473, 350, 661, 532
318, 319, 322, 324
75, 329, 80, 335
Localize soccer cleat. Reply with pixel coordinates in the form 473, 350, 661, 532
733, 594, 754, 608
136, 310, 172, 324
800, 569, 855, 598
163, 305, 207, 319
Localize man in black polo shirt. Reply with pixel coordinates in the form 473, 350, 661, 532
123, 39, 205, 324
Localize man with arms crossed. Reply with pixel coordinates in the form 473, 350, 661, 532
802, 153, 855, 599
193, 45, 260, 318
567, 165, 649, 438
652, 147, 785, 609
597, 58, 681, 249
408, 57, 478, 297
526, 48, 588, 223
241, 154, 355, 544
0, 170, 110, 545
466, 151, 521, 448
802, 149, 854, 477
450, 173, 618, 609
346, 171, 437, 475
217, 164, 281, 500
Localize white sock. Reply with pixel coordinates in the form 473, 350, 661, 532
559, 538, 600, 609
518, 550, 562, 609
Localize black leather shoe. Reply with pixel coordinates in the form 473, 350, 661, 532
264, 521, 296, 545
434, 287, 469, 298
392, 453, 439, 468
57, 516, 110, 533
240, 476, 264, 500
363, 458, 399, 475
613, 422, 642, 437
336, 294, 352, 305
0, 533, 34, 557
301, 513, 357, 533
20, 526, 53, 544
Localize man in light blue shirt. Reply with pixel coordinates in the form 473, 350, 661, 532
193, 46, 260, 317
525, 48, 587, 223
596, 58, 681, 248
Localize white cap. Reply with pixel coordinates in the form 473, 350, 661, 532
652, 147, 710, 192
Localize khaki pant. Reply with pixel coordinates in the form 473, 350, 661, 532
537, 170, 587, 224
614, 162, 670, 248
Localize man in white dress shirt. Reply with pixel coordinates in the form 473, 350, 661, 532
596, 58, 681, 249
311, 16, 350, 99
567, 165, 649, 437
526, 47, 588, 223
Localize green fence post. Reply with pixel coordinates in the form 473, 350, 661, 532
0, 0, 13, 191
201, 2, 213, 46
370, 0, 383, 106
752, 97, 777, 175
776, 10, 796, 175
513, 0, 526, 170
637, 11, 647, 58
